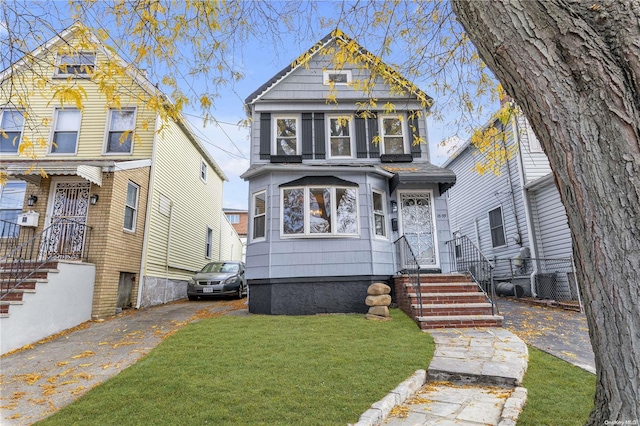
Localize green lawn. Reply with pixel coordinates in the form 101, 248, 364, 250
518, 346, 596, 426
37, 309, 433, 426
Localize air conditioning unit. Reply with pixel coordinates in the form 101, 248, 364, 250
17, 211, 40, 227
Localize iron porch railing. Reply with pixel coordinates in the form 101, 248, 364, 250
0, 218, 92, 301
394, 235, 422, 317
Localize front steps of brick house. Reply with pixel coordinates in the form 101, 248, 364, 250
0, 261, 59, 317
394, 273, 503, 330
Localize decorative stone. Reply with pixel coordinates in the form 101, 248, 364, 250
367, 282, 391, 295
368, 306, 389, 317
365, 314, 392, 321
365, 294, 392, 306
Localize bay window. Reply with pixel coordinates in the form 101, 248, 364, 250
282, 186, 358, 237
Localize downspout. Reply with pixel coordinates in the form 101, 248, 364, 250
165, 201, 174, 304
512, 113, 540, 297
136, 115, 160, 309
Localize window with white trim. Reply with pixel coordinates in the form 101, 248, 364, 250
488, 206, 506, 248
372, 191, 386, 237
252, 191, 266, 240
124, 181, 140, 231
105, 108, 136, 153
526, 124, 543, 152
323, 70, 352, 85
55, 52, 95, 77
0, 110, 24, 154
226, 214, 240, 224
380, 115, 406, 154
327, 116, 353, 158
282, 186, 358, 237
51, 109, 81, 154
0, 181, 26, 238
274, 116, 298, 155
200, 160, 208, 182
205, 227, 213, 258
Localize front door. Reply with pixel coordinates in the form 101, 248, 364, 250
399, 191, 438, 268
43, 180, 91, 259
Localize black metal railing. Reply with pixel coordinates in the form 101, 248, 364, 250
0, 218, 92, 301
0, 219, 36, 259
445, 235, 497, 315
394, 235, 422, 317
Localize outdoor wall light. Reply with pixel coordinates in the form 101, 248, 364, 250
390, 200, 398, 213
27, 195, 38, 207
90, 194, 99, 205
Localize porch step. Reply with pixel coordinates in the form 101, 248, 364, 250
408, 282, 481, 293
417, 314, 504, 330
408, 292, 487, 304
412, 302, 494, 316
419, 273, 473, 283
0, 264, 57, 317
0, 269, 58, 280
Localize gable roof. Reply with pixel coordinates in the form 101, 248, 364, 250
1, 22, 227, 181
244, 29, 432, 108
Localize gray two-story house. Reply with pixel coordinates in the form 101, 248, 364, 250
241, 30, 456, 315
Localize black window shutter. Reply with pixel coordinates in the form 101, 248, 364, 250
314, 113, 326, 159
367, 113, 380, 158
301, 113, 313, 159
260, 113, 271, 160
355, 114, 368, 158
408, 111, 422, 158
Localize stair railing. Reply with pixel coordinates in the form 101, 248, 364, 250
445, 235, 497, 315
0, 218, 92, 301
394, 235, 422, 317
0, 219, 35, 259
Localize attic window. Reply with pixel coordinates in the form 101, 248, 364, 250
55, 52, 96, 77
323, 70, 351, 85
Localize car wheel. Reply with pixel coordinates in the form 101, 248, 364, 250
237, 284, 244, 299
188, 295, 197, 301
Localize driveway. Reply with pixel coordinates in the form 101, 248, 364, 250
0, 298, 247, 425
496, 297, 595, 373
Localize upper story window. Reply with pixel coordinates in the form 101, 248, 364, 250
55, 52, 95, 77
274, 116, 298, 155
105, 108, 136, 154
252, 191, 266, 241
380, 115, 406, 154
227, 214, 240, 224
328, 116, 353, 158
124, 181, 140, 232
0, 110, 24, 154
50, 108, 81, 154
323, 70, 352, 85
488, 206, 506, 248
281, 186, 358, 237
200, 160, 208, 182
205, 227, 213, 259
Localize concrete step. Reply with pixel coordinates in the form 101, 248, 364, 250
417, 314, 503, 330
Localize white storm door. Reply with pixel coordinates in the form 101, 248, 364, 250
398, 191, 439, 268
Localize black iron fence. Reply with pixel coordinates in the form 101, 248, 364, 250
444, 235, 497, 315
394, 235, 422, 317
0, 218, 92, 301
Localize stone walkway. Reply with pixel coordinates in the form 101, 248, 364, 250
353, 328, 529, 426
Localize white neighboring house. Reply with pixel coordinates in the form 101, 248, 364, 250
443, 106, 575, 300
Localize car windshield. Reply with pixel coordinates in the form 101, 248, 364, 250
200, 262, 239, 274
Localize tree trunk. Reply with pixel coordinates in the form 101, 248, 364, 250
451, 1, 640, 423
